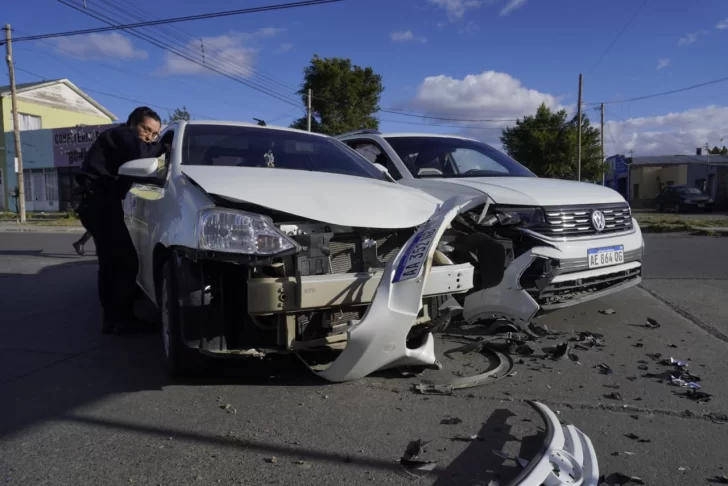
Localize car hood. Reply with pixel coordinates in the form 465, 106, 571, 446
181, 166, 440, 229
423, 176, 627, 206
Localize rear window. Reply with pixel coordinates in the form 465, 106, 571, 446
182, 124, 388, 181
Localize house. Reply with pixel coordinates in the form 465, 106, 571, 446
1, 79, 117, 211
605, 154, 728, 210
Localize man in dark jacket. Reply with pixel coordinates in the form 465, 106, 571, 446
76, 107, 164, 334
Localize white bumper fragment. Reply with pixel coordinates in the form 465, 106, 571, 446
506, 401, 599, 486
314, 195, 489, 383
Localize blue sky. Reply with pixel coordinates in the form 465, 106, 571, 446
4, 0, 728, 155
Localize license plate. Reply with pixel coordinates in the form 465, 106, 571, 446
587, 245, 624, 269
393, 220, 440, 283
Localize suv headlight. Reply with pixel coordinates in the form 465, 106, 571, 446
197, 208, 297, 255
494, 207, 546, 228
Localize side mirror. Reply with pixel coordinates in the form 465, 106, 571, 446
417, 167, 443, 177
119, 157, 161, 180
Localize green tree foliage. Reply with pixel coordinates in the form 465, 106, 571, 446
708, 146, 728, 155
290, 55, 384, 135
500, 103, 607, 181
164, 106, 191, 124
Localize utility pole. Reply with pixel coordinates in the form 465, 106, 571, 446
577, 73, 583, 182
600, 103, 605, 186
306, 88, 312, 132
4, 24, 26, 223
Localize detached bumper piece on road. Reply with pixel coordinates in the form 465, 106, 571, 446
507, 401, 599, 486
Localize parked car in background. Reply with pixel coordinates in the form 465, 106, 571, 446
655, 184, 714, 213
119, 121, 494, 382
335, 130, 645, 323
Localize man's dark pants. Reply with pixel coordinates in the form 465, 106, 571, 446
78, 194, 139, 325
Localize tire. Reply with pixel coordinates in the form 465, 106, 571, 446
161, 260, 202, 377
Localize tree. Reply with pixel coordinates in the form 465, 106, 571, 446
164, 106, 191, 124
290, 55, 384, 135
709, 146, 728, 155
500, 103, 607, 181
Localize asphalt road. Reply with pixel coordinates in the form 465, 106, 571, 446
1, 232, 727, 486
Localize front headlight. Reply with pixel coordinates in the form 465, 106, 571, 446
197, 208, 297, 255
493, 207, 546, 228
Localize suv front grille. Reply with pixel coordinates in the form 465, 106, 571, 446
532, 203, 633, 238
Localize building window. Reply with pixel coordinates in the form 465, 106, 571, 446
11, 113, 42, 131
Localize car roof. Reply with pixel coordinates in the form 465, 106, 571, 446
184, 120, 331, 138
379, 132, 481, 142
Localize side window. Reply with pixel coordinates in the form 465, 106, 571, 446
345, 140, 403, 180
158, 130, 175, 181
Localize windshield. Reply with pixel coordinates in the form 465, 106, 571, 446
182, 125, 388, 181
384, 136, 535, 178
675, 187, 704, 195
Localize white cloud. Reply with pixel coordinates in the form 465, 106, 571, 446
399, 70, 566, 147
429, 0, 483, 22
678, 32, 699, 45
656, 58, 670, 70
716, 18, 728, 30
390, 30, 427, 43
604, 105, 728, 156
52, 33, 147, 61
159, 28, 284, 76
277, 43, 294, 53
460, 21, 480, 34
500, 0, 527, 16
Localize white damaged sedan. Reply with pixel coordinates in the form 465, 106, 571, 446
120, 121, 489, 381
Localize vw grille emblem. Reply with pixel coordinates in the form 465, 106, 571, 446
591, 210, 606, 232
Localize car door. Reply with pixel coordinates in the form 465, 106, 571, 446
129, 126, 176, 297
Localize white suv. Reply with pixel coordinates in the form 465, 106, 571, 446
335, 130, 645, 326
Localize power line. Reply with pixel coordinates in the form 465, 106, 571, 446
56, 0, 303, 107
589, 0, 648, 74
14, 66, 217, 119
3, 0, 343, 44
586, 74, 728, 106
379, 108, 519, 122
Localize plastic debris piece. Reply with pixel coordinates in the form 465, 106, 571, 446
606, 392, 623, 400
451, 435, 483, 442
670, 357, 689, 368
645, 318, 661, 329
440, 417, 463, 425
492, 449, 510, 460
547, 343, 570, 360
596, 363, 614, 375
600, 308, 617, 315
265, 457, 278, 464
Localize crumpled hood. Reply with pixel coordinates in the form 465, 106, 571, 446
421, 176, 627, 206
181, 166, 440, 229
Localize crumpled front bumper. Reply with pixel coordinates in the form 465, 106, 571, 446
309, 195, 489, 383
507, 401, 599, 486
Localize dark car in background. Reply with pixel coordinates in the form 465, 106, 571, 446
655, 185, 714, 213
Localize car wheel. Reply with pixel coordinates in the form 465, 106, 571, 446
161, 260, 202, 377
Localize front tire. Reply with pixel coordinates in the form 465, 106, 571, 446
161, 260, 202, 377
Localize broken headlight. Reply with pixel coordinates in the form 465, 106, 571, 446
197, 208, 297, 256
492, 207, 545, 227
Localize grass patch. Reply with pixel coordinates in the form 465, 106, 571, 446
0, 211, 79, 222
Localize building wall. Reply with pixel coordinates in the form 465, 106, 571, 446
629, 165, 689, 208
3, 124, 112, 212
0, 87, 114, 210
686, 164, 720, 198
